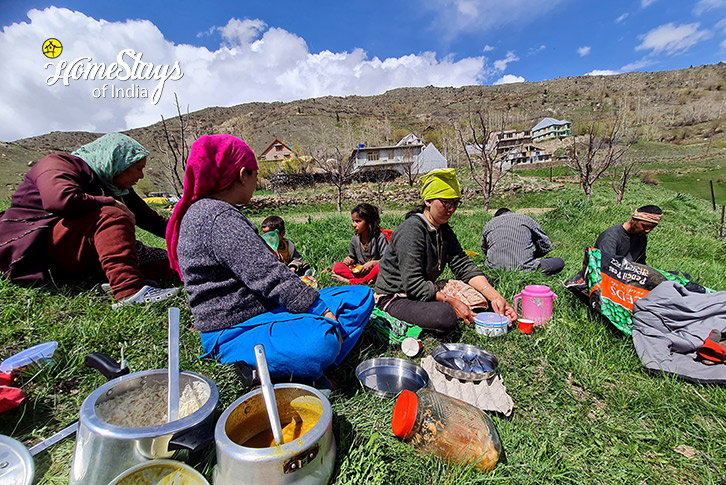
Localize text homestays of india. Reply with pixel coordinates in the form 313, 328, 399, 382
44, 48, 184, 104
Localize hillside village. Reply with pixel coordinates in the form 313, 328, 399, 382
1, 63, 725, 200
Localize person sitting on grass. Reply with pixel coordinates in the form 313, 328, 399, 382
332, 203, 388, 285
0, 133, 179, 308
260, 215, 310, 275
594, 205, 663, 265
481, 208, 564, 275
374, 168, 517, 334
166, 134, 374, 385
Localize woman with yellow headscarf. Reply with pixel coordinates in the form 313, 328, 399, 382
374, 169, 517, 333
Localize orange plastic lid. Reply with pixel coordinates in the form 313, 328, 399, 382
392, 390, 418, 439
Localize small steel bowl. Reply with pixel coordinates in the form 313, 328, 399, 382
355, 358, 429, 398
431, 343, 499, 381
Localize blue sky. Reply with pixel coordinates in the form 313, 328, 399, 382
0, 0, 724, 141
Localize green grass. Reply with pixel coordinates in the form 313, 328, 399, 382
655, 169, 726, 206
1, 176, 726, 484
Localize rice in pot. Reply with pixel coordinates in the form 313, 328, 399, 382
96, 379, 210, 427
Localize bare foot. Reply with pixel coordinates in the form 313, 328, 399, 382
330, 273, 351, 285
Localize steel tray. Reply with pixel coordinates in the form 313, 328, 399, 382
431, 343, 499, 381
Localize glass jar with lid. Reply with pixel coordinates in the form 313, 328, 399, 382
391, 388, 502, 472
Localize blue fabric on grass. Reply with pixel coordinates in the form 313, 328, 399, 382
200, 286, 374, 380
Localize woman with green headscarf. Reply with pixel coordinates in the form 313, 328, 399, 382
0, 133, 179, 308
374, 169, 517, 333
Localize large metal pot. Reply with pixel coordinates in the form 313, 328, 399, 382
214, 383, 335, 484
69, 369, 218, 485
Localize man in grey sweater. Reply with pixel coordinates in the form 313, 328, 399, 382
481, 208, 564, 275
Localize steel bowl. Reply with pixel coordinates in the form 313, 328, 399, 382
355, 358, 429, 398
431, 343, 499, 381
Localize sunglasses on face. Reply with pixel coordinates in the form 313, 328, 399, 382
437, 199, 461, 209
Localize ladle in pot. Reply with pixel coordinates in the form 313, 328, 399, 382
254, 344, 284, 446
168, 307, 180, 423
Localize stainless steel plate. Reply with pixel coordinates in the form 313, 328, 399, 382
431, 343, 499, 381
355, 358, 429, 398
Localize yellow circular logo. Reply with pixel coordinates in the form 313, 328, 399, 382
42, 38, 62, 58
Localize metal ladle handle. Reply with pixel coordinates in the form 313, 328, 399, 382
254, 344, 284, 446
168, 307, 180, 423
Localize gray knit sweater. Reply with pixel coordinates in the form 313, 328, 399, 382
375, 213, 485, 301
178, 198, 324, 332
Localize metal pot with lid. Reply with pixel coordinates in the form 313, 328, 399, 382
214, 383, 335, 484
70, 369, 218, 485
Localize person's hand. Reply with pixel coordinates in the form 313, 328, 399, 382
359, 261, 376, 275
343, 257, 354, 266
491, 297, 518, 323
323, 311, 342, 346
446, 297, 476, 325
113, 200, 135, 224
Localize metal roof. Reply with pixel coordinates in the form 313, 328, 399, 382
532, 117, 570, 132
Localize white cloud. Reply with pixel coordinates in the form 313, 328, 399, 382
0, 7, 489, 141
493, 51, 519, 71
641, 0, 658, 7
493, 74, 524, 84
218, 18, 267, 46
722, 39, 726, 49
616, 13, 629, 23
584, 69, 620, 76
529, 44, 546, 54
694, 0, 726, 15
621, 58, 657, 71
577, 46, 591, 56
716, 18, 726, 31
424, 0, 566, 39
635, 22, 712, 55
483, 44, 495, 52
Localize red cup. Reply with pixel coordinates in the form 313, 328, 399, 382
518, 319, 534, 334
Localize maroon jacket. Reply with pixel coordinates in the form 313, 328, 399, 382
0, 153, 167, 283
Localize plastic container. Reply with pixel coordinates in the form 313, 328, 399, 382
513, 285, 558, 325
391, 388, 502, 472
0, 341, 58, 373
473, 313, 509, 337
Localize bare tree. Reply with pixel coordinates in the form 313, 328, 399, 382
306, 118, 357, 212
611, 158, 641, 205
400, 146, 418, 187
157, 94, 199, 196
568, 113, 633, 200
455, 108, 517, 210
309, 148, 357, 213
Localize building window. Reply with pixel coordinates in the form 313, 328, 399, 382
367, 151, 379, 161
275, 145, 283, 151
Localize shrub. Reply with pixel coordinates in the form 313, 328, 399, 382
640, 171, 660, 185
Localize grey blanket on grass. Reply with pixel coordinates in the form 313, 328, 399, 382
631, 281, 726, 384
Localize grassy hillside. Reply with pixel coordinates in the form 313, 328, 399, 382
2, 63, 726, 199
1, 173, 724, 484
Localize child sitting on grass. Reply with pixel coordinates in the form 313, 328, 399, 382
332, 203, 388, 285
260, 215, 311, 275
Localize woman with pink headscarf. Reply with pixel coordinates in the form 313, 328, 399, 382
166, 134, 373, 384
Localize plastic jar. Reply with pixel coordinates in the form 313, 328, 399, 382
391, 388, 502, 472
